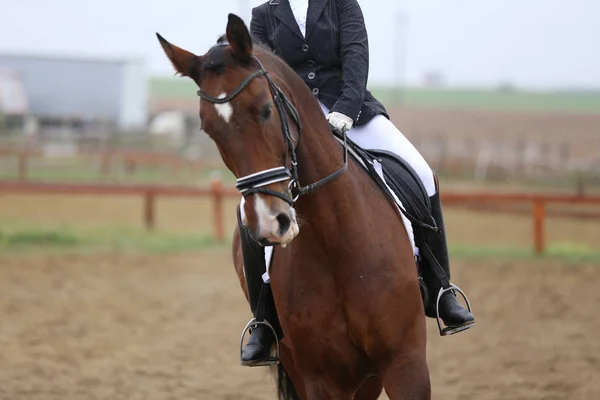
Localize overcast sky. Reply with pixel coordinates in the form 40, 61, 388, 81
1, 0, 598, 89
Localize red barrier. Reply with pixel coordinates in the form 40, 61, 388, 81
0, 180, 598, 254
0, 180, 237, 240
441, 192, 600, 254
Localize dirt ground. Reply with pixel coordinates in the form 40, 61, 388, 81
0, 249, 599, 400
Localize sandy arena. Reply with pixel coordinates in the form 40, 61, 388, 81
0, 249, 599, 400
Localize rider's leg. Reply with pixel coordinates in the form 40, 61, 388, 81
238, 199, 281, 365
423, 174, 475, 330
318, 103, 436, 196
319, 103, 474, 331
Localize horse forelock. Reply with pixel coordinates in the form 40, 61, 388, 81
216, 33, 227, 44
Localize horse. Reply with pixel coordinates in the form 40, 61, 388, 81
156, 13, 431, 400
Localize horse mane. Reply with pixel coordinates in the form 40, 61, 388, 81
216, 33, 227, 44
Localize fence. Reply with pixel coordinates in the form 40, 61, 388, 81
2, 135, 600, 194
410, 135, 600, 187
1, 179, 599, 255
441, 192, 600, 254
0, 145, 219, 181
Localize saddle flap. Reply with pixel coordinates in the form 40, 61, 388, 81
330, 128, 435, 234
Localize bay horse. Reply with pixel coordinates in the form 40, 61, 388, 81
157, 13, 431, 399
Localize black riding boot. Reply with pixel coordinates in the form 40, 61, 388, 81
422, 191, 475, 335
238, 209, 282, 366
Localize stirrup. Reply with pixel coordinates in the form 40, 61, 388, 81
435, 283, 475, 336
239, 318, 280, 367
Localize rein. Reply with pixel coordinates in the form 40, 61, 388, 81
197, 48, 348, 205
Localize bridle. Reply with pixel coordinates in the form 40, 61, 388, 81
196, 44, 348, 206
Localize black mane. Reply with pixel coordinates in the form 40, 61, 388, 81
216, 34, 227, 44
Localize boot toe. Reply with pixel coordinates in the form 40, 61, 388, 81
445, 307, 475, 326
241, 326, 275, 363
439, 293, 475, 327
241, 343, 271, 362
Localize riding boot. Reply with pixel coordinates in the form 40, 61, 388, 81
422, 191, 475, 334
238, 207, 282, 366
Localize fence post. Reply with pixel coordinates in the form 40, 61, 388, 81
211, 175, 224, 241
533, 199, 545, 255
144, 192, 156, 230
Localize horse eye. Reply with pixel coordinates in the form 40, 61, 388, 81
260, 103, 272, 122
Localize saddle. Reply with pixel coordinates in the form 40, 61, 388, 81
329, 129, 439, 308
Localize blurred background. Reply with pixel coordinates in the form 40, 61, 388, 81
0, 1, 598, 399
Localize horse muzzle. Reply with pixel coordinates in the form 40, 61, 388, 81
254, 207, 299, 247
242, 194, 299, 247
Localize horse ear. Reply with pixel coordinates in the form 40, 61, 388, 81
156, 33, 201, 79
226, 13, 253, 61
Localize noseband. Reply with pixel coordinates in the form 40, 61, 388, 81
196, 45, 348, 206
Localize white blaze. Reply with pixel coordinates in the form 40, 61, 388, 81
215, 92, 233, 123
254, 194, 277, 233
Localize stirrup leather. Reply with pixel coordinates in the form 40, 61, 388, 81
239, 318, 280, 367
435, 283, 475, 336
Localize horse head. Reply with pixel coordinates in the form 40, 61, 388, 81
156, 14, 306, 247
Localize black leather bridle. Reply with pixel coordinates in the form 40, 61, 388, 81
196, 45, 348, 205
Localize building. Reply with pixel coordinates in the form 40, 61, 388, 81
0, 52, 148, 130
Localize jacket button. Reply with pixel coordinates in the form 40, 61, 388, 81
302, 44, 309, 52
312, 87, 319, 95
308, 72, 315, 79
307, 60, 315, 67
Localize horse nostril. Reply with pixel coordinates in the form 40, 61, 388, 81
276, 213, 292, 236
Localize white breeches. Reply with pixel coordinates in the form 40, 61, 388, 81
319, 102, 436, 197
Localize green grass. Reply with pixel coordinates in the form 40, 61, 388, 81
0, 158, 235, 185
150, 76, 600, 115
0, 226, 226, 255
374, 87, 600, 114
1, 224, 599, 264
0, 230, 80, 248
449, 243, 600, 263
151, 76, 199, 100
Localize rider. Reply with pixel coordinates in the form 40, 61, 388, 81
239, 0, 475, 365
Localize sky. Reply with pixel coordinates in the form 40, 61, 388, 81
0, 0, 598, 89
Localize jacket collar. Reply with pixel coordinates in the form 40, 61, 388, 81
271, 0, 328, 40
271, 0, 304, 40
305, 0, 328, 39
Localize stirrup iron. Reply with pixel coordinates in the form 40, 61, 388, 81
435, 283, 475, 336
239, 318, 280, 367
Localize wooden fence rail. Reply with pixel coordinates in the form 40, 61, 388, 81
0, 179, 237, 239
441, 192, 600, 254
0, 179, 599, 255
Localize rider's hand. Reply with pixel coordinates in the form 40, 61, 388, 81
326, 111, 354, 134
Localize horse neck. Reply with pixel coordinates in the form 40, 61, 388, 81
292, 98, 362, 240
266, 56, 364, 240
